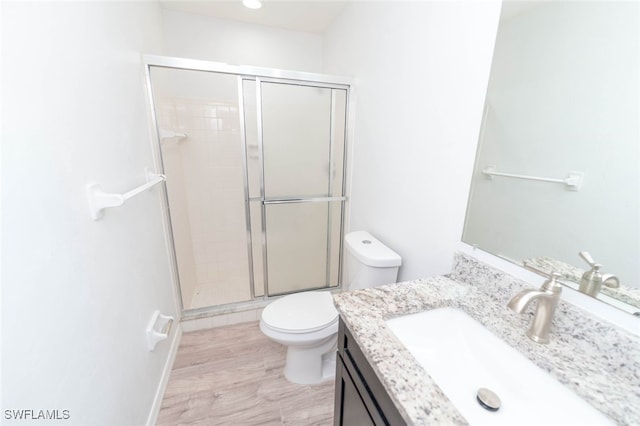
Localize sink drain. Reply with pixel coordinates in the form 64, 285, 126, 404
476, 388, 501, 412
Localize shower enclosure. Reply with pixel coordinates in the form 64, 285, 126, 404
144, 56, 351, 315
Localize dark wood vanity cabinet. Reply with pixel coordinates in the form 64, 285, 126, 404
334, 318, 405, 426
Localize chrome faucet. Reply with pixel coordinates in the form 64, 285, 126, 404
507, 272, 563, 344
578, 251, 619, 297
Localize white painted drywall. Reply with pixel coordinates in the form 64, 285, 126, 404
463, 1, 640, 286
1, 2, 178, 425
161, 8, 323, 72
323, 1, 502, 281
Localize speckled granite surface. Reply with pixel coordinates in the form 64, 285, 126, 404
333, 252, 640, 425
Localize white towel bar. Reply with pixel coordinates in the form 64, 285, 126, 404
86, 168, 166, 220
482, 165, 584, 191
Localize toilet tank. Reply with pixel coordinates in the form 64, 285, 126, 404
344, 231, 402, 290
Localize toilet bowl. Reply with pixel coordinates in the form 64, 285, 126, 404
260, 231, 401, 385
260, 291, 338, 385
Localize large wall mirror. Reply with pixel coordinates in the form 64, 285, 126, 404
463, 1, 639, 314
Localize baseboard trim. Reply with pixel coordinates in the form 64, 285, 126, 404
146, 326, 182, 426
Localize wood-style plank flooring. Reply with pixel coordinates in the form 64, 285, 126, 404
157, 321, 335, 425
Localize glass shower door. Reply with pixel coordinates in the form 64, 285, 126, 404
149, 67, 252, 310
147, 56, 351, 315
258, 81, 348, 295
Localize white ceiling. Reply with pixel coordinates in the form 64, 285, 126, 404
160, 1, 348, 34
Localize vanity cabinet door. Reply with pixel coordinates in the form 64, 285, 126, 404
335, 356, 376, 426
334, 319, 405, 426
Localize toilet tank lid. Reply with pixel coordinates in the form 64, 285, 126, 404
345, 231, 402, 268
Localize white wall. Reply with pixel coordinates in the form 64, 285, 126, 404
1, 2, 178, 425
161, 8, 323, 72
323, 1, 502, 281
464, 1, 639, 286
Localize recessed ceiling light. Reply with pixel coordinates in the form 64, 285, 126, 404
242, 0, 262, 9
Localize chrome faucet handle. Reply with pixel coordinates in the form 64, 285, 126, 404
578, 251, 620, 294
579, 251, 597, 268
540, 272, 563, 292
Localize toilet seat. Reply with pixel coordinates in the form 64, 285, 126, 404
261, 291, 338, 334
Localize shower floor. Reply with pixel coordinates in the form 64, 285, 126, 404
190, 278, 252, 309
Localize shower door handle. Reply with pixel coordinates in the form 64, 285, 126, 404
261, 196, 347, 205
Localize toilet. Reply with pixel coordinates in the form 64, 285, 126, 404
260, 230, 402, 384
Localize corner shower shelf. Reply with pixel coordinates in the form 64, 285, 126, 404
482, 165, 584, 191
159, 128, 187, 145
86, 168, 166, 220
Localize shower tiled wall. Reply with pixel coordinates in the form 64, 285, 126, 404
157, 96, 251, 309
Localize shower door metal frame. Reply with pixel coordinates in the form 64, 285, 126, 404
252, 78, 349, 298
142, 54, 353, 319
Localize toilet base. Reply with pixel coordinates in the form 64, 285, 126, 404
283, 334, 337, 385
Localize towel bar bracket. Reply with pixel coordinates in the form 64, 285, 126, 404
86, 168, 166, 220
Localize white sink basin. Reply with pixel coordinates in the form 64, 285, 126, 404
385, 307, 612, 425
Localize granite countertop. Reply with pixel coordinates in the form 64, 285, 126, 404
333, 252, 640, 425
